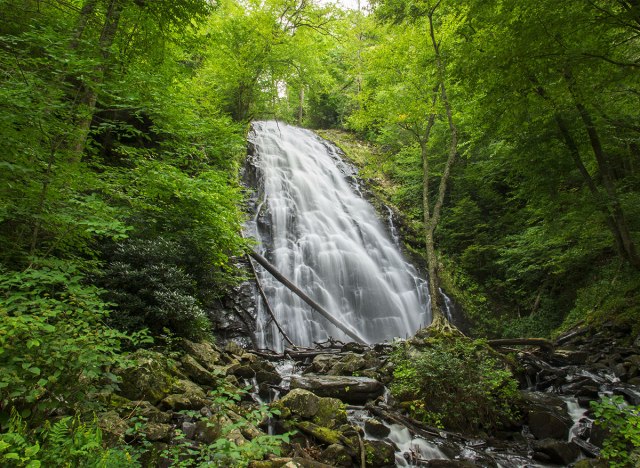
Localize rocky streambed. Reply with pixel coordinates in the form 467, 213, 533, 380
102, 322, 639, 467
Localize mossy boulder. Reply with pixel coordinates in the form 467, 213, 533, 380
116, 349, 177, 404
312, 397, 347, 429
181, 354, 218, 386
364, 418, 390, 438
296, 421, 343, 445
144, 422, 173, 442
320, 444, 352, 467
290, 375, 384, 404
97, 411, 128, 445
278, 389, 321, 418
182, 339, 222, 371
364, 440, 396, 468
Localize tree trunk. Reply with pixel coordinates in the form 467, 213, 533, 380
69, 0, 124, 162
422, 9, 460, 324
297, 86, 304, 125
249, 251, 367, 344
563, 68, 640, 268
531, 79, 633, 264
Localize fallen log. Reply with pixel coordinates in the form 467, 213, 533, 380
246, 254, 298, 349
365, 402, 469, 442
249, 251, 367, 344
487, 338, 553, 351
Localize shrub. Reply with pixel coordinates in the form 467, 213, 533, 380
0, 410, 139, 468
390, 336, 520, 433
591, 396, 640, 468
97, 237, 211, 340
0, 260, 145, 420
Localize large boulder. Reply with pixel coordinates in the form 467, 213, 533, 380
520, 391, 573, 440
320, 444, 352, 467
182, 339, 222, 370
97, 411, 128, 445
532, 439, 580, 465
181, 354, 218, 386
116, 349, 177, 404
313, 397, 348, 429
290, 375, 384, 404
363, 440, 396, 468
278, 389, 321, 418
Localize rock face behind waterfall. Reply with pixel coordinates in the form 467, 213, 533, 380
244, 121, 430, 350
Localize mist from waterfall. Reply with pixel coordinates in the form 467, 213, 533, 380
245, 121, 431, 351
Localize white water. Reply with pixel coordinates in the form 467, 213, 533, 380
247, 121, 430, 350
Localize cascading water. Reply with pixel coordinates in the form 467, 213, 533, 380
245, 121, 430, 351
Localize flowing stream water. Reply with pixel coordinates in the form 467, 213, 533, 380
245, 121, 430, 351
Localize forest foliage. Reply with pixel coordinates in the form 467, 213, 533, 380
1, 0, 640, 464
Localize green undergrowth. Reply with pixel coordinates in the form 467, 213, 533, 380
557, 262, 640, 339
390, 335, 520, 434
591, 396, 640, 468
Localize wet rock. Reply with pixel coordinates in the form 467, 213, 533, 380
573, 459, 609, 468
117, 349, 177, 404
520, 391, 572, 440
306, 354, 341, 374
182, 339, 222, 370
144, 422, 173, 442
290, 375, 384, 404
278, 388, 321, 418
363, 440, 396, 467
256, 370, 282, 386
225, 340, 246, 357
233, 364, 256, 379
182, 421, 196, 439
532, 439, 580, 465
613, 385, 640, 405
181, 354, 218, 386
320, 444, 352, 467
342, 342, 368, 353
552, 349, 589, 365
328, 352, 368, 375
425, 461, 477, 467
364, 418, 390, 438
589, 421, 609, 448
98, 411, 128, 445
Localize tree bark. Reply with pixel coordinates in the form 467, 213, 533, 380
249, 251, 367, 344
247, 254, 298, 348
297, 86, 304, 125
69, 0, 124, 162
423, 8, 459, 323
531, 79, 633, 264
563, 68, 640, 268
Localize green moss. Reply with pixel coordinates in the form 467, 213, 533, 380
312, 398, 348, 429
296, 421, 342, 445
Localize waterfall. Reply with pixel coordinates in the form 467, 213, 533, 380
245, 121, 430, 350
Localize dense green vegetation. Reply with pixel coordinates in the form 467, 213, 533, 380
2, 0, 640, 464
390, 335, 520, 434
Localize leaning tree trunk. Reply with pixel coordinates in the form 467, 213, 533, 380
423, 9, 459, 326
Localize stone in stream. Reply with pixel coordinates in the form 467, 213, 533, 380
364, 418, 391, 438
532, 439, 580, 465
290, 375, 384, 404
520, 391, 573, 440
